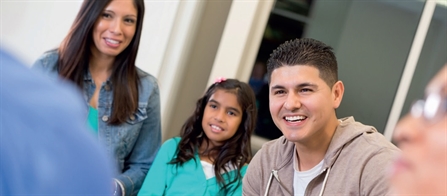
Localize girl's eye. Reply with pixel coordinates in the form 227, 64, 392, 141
227, 111, 236, 116
209, 104, 217, 109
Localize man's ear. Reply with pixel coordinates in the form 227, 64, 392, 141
332, 81, 344, 109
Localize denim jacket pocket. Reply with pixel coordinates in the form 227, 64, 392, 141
126, 105, 148, 125
116, 105, 148, 158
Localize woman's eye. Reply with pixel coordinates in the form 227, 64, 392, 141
209, 104, 217, 109
124, 18, 136, 24
102, 13, 112, 18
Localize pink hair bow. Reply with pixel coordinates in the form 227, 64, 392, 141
214, 77, 226, 84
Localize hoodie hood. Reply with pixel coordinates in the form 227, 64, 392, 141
273, 116, 372, 169
323, 116, 376, 168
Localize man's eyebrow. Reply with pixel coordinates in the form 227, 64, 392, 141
270, 85, 284, 90
297, 83, 317, 88
270, 83, 317, 90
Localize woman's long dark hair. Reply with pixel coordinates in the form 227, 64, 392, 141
170, 79, 257, 194
57, 0, 145, 125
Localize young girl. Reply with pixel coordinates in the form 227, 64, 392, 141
32, 0, 161, 195
138, 78, 257, 195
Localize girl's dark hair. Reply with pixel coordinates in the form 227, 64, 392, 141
57, 0, 145, 125
170, 79, 257, 194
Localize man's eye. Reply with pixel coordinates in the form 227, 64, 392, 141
300, 88, 312, 92
274, 90, 285, 95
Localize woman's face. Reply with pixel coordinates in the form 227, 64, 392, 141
91, 0, 137, 58
390, 65, 447, 195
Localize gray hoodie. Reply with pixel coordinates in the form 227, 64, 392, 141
243, 117, 399, 196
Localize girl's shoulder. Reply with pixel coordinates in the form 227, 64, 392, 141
155, 137, 182, 158
164, 137, 181, 144
161, 137, 182, 148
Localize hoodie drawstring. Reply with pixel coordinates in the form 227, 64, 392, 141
264, 170, 275, 196
318, 167, 332, 196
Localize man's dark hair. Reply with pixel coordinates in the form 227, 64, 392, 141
266, 38, 338, 87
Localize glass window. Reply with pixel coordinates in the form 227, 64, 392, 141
250, 0, 427, 140
250, 0, 314, 140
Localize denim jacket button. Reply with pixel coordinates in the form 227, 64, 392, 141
104, 84, 111, 91
130, 115, 135, 121
102, 115, 109, 122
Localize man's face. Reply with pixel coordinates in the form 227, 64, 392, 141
390, 65, 447, 195
269, 65, 343, 144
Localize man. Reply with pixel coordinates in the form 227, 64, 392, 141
0, 49, 114, 195
243, 38, 399, 195
390, 65, 446, 195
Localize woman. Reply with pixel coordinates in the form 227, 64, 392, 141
390, 65, 446, 195
32, 1, 161, 196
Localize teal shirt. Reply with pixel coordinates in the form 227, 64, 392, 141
86, 106, 98, 135
138, 137, 247, 196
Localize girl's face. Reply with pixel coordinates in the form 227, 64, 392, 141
201, 89, 243, 148
390, 65, 447, 195
91, 0, 137, 58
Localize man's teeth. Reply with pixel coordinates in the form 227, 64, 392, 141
211, 125, 222, 131
106, 39, 119, 44
285, 116, 306, 122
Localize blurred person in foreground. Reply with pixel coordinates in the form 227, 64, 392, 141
389, 64, 447, 195
0, 49, 114, 195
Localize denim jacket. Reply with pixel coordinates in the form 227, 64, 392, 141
32, 50, 162, 196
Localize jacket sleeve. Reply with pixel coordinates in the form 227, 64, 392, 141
138, 138, 178, 196
116, 80, 162, 196
243, 148, 263, 196
31, 54, 46, 70
360, 147, 398, 196
31, 51, 60, 79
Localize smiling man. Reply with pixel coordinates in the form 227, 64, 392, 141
243, 38, 399, 196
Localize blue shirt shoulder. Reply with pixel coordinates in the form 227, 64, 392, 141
0, 49, 114, 195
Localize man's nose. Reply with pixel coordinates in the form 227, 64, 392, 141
284, 92, 301, 111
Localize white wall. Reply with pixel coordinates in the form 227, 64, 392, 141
0, 0, 179, 77
1, 1, 82, 66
